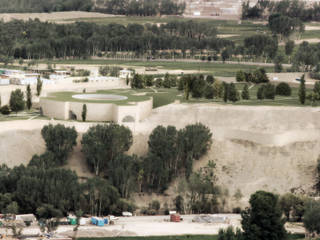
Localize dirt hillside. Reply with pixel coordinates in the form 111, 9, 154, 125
1, 104, 320, 209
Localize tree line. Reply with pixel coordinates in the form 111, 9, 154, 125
0, 0, 93, 13
242, 0, 320, 22
1, 18, 317, 69
0, 19, 232, 60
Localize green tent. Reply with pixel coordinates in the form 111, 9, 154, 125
69, 218, 77, 225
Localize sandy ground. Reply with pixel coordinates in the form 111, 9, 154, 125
305, 25, 320, 31
279, 38, 320, 46
0, 11, 118, 23
217, 34, 239, 38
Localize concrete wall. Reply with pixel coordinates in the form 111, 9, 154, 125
137, 98, 153, 121
40, 97, 153, 123
40, 98, 69, 120
69, 101, 115, 122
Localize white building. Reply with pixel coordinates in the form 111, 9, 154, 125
119, 69, 134, 79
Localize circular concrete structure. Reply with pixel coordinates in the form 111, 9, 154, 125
40, 90, 153, 123
72, 94, 128, 101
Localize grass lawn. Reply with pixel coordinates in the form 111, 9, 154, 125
0, 109, 48, 121
45, 59, 275, 77
77, 233, 306, 240
44, 89, 151, 105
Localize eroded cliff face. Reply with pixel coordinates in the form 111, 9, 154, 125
1, 104, 320, 209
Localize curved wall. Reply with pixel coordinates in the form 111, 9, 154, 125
40, 98, 153, 123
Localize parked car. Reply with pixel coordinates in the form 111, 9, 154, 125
122, 212, 133, 217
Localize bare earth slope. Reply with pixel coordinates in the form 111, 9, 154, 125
1, 104, 320, 207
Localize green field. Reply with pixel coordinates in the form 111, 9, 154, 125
78, 233, 306, 240
46, 59, 275, 77
148, 84, 315, 108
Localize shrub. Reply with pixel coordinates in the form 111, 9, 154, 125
257, 85, 265, 100
178, 78, 184, 91
264, 83, 276, 100
206, 75, 215, 84
155, 78, 162, 88
204, 85, 214, 99
150, 200, 161, 211
236, 70, 246, 82
233, 207, 242, 214
0, 105, 10, 115
9, 89, 25, 113
241, 84, 250, 100
276, 82, 291, 96
170, 76, 177, 87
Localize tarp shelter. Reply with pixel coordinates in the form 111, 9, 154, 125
91, 217, 97, 225
0, 78, 9, 85
69, 218, 77, 225
97, 218, 104, 226
79, 218, 87, 225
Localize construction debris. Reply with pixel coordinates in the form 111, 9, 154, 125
192, 215, 229, 224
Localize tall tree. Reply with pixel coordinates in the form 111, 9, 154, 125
228, 83, 239, 102
242, 84, 250, 100
81, 104, 87, 122
36, 76, 42, 97
41, 124, 78, 165
223, 82, 229, 103
26, 84, 32, 110
299, 74, 306, 104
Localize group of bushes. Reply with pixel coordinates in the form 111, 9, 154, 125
236, 68, 269, 84
130, 73, 178, 89
257, 82, 291, 100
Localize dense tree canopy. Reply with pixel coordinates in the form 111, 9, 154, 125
241, 191, 287, 240
0, 19, 228, 60
81, 124, 133, 176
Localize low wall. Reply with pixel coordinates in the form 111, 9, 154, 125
40, 97, 153, 123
